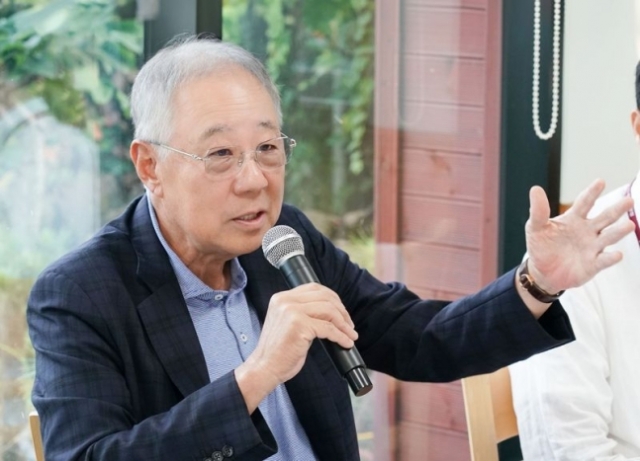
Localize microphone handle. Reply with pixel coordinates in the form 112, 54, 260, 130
280, 255, 373, 396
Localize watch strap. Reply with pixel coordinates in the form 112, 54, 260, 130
517, 258, 565, 303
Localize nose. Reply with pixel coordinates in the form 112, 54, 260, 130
236, 150, 259, 168
233, 150, 268, 190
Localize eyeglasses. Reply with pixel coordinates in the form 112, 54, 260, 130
148, 134, 296, 181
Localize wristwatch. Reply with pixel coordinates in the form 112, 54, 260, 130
517, 258, 565, 303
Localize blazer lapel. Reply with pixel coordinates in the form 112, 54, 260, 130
240, 251, 350, 460
129, 197, 210, 397
284, 343, 351, 460
126, 199, 351, 459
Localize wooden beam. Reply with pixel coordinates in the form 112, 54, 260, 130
374, 0, 401, 244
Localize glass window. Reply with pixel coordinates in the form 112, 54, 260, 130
223, 0, 376, 456
0, 1, 143, 459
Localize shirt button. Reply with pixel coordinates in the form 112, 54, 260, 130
222, 445, 234, 457
240, 333, 248, 343
212, 452, 224, 461
214, 294, 224, 301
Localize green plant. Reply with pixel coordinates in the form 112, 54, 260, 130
224, 4, 376, 456
223, 0, 375, 239
0, 2, 142, 458
0, 0, 143, 221
0, 275, 34, 459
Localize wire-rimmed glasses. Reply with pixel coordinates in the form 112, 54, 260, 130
148, 134, 296, 181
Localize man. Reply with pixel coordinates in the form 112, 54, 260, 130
27, 36, 634, 461
509, 63, 640, 461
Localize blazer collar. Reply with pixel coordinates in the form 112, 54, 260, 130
129, 196, 210, 397
130, 195, 175, 292
127, 197, 349, 459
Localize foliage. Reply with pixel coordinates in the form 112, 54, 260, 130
0, 0, 144, 220
0, 275, 34, 401
0, 2, 141, 458
223, 0, 375, 238
0, 274, 33, 459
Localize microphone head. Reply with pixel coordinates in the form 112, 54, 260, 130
262, 225, 305, 268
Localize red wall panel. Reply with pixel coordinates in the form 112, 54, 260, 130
374, 0, 502, 459
401, 149, 483, 201
402, 56, 486, 106
403, 7, 487, 58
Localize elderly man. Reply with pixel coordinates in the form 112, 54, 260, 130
28, 36, 634, 461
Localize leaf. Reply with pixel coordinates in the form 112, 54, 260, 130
107, 28, 143, 53
11, 0, 74, 37
90, 78, 114, 105
72, 63, 99, 92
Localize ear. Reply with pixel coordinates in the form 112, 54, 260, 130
130, 140, 163, 196
631, 110, 640, 141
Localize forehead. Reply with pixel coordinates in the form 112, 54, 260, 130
171, 67, 280, 143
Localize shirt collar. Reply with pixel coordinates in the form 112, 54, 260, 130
146, 192, 247, 300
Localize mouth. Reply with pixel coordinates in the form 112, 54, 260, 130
233, 210, 266, 223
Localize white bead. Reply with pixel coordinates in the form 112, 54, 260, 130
533, 0, 561, 141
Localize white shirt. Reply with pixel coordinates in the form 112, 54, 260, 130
510, 180, 640, 461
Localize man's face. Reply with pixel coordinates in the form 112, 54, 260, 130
152, 67, 285, 261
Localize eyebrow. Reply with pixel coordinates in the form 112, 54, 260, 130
198, 120, 280, 143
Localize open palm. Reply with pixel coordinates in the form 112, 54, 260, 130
525, 179, 634, 295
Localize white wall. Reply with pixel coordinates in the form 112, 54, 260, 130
560, 0, 640, 203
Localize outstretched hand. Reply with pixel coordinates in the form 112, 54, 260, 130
525, 179, 635, 296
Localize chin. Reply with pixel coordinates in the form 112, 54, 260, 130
237, 238, 263, 257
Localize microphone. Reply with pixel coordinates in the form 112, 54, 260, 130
262, 225, 373, 397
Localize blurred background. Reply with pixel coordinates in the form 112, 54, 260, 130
0, 0, 638, 460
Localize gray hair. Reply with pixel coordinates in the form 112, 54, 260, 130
130, 35, 282, 144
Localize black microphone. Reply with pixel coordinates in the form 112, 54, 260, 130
262, 225, 373, 397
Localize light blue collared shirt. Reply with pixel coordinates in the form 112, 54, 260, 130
147, 197, 317, 460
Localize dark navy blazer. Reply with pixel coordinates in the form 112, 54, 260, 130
28, 196, 574, 461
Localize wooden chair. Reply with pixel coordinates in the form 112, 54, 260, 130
462, 367, 521, 461
29, 411, 44, 461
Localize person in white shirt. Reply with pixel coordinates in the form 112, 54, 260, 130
509, 61, 640, 461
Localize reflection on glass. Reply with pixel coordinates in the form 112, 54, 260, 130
0, 97, 99, 278
223, 0, 375, 241
223, 1, 375, 457
0, 1, 142, 459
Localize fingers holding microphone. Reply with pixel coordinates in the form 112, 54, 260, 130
295, 285, 358, 348
262, 225, 373, 396
235, 284, 357, 413
260, 283, 358, 372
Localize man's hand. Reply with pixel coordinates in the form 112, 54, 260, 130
234, 283, 357, 413
525, 179, 634, 298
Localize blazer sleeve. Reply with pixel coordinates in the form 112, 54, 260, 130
28, 268, 277, 461
289, 207, 575, 382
